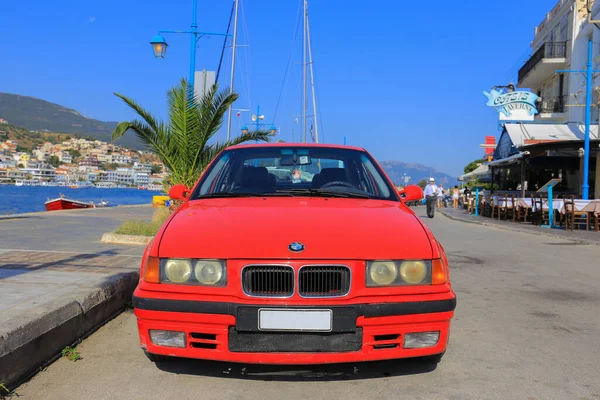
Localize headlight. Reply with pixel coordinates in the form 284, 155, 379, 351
164, 259, 192, 283
368, 261, 398, 285
195, 260, 224, 285
160, 259, 226, 286
366, 260, 432, 286
399, 261, 427, 284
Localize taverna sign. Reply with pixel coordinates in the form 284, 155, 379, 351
483, 89, 539, 118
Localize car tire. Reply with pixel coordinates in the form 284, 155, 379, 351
144, 350, 171, 363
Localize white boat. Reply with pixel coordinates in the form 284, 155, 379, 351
147, 183, 163, 191
16, 179, 41, 187
96, 182, 118, 189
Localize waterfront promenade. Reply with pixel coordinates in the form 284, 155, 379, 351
0, 205, 154, 387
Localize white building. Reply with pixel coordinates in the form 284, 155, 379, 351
496, 0, 600, 198
57, 151, 73, 164
110, 154, 131, 165
21, 163, 56, 181
134, 172, 150, 186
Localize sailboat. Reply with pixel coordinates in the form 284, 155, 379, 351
301, 0, 320, 144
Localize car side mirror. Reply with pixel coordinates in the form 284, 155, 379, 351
169, 184, 191, 200
398, 185, 423, 202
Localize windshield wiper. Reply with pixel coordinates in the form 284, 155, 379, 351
196, 192, 293, 199
276, 188, 371, 199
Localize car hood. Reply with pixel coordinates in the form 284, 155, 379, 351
158, 197, 433, 260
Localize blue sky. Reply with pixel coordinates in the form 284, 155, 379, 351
1, 0, 558, 176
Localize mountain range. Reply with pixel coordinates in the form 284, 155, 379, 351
0, 92, 141, 149
379, 161, 458, 188
0, 93, 458, 184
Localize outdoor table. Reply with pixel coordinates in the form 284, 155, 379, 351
537, 199, 600, 231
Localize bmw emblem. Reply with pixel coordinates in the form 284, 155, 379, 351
289, 242, 305, 252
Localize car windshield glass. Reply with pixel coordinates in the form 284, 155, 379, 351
191, 146, 398, 201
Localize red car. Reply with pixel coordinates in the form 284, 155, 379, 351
133, 143, 456, 365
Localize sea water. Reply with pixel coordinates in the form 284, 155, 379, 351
0, 186, 162, 215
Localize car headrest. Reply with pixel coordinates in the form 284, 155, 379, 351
240, 166, 270, 189
319, 168, 347, 183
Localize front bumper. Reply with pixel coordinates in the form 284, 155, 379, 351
133, 295, 456, 364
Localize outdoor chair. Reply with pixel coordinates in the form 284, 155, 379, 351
564, 196, 589, 231
531, 195, 550, 226
497, 195, 516, 222
516, 198, 530, 223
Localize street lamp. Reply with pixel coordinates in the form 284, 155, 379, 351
149, 0, 230, 93
241, 105, 278, 139
150, 35, 168, 59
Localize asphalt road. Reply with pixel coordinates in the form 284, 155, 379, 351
13, 210, 600, 400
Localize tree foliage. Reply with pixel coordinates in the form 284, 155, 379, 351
112, 79, 272, 188
151, 164, 163, 175
68, 149, 81, 160
417, 179, 428, 189
463, 159, 485, 174
47, 155, 61, 168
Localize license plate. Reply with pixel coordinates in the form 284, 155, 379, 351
258, 309, 332, 332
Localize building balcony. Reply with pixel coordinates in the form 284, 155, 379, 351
536, 95, 567, 117
518, 42, 567, 88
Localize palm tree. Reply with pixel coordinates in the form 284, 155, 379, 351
112, 78, 271, 188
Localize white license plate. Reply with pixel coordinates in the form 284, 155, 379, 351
258, 309, 332, 332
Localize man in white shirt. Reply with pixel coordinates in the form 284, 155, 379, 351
423, 177, 440, 218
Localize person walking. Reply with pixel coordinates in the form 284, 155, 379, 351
452, 185, 460, 208
423, 177, 440, 218
437, 185, 445, 208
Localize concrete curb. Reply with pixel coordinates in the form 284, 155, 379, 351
438, 209, 600, 247
0, 272, 139, 388
101, 233, 153, 245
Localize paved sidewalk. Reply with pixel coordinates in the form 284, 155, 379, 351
436, 206, 600, 245
0, 205, 155, 387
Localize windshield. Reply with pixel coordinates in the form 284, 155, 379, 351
190, 146, 398, 201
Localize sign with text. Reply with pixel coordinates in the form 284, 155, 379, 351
483, 89, 539, 121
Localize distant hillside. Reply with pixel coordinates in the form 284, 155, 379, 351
0, 125, 74, 151
0, 92, 142, 149
379, 161, 459, 188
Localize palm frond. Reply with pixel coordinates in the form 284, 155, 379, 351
112, 78, 268, 188
113, 93, 162, 134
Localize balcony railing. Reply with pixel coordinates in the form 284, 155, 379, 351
537, 95, 567, 114
518, 42, 567, 83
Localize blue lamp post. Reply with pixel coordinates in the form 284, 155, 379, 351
556, 39, 600, 199
150, 0, 230, 92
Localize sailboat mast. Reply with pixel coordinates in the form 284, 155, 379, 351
302, 0, 307, 143
226, 0, 240, 141
307, 9, 318, 143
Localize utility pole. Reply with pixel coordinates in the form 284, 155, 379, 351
556, 39, 599, 199
226, 0, 240, 141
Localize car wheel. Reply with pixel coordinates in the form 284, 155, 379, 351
144, 350, 171, 363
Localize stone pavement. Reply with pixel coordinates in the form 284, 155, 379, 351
0, 205, 155, 387
435, 205, 600, 245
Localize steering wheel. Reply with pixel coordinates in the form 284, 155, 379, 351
320, 181, 355, 189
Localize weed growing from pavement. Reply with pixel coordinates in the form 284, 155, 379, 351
62, 346, 82, 362
0, 383, 15, 400
114, 207, 171, 236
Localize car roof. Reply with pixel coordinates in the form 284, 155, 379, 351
225, 142, 366, 152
